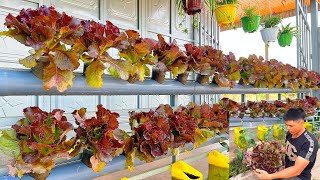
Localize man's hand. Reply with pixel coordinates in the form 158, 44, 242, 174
254, 169, 272, 180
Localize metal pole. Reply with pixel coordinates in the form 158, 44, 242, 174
296, 0, 300, 69
172, 155, 177, 163
310, 0, 320, 98
265, 42, 269, 61
310, 0, 319, 72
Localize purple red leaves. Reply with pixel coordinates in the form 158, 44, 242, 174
245, 141, 285, 174
72, 105, 124, 172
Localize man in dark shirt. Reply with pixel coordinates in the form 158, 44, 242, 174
255, 108, 318, 180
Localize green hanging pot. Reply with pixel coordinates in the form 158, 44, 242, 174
241, 15, 260, 33
278, 33, 293, 47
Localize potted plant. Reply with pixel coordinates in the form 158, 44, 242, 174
213, 51, 241, 88
260, 13, 281, 43
0, 107, 74, 180
184, 44, 215, 85
110, 30, 158, 83
182, 0, 204, 15
0, 6, 83, 92
152, 34, 189, 84
241, 7, 260, 33
80, 20, 128, 87
214, 0, 237, 26
244, 141, 285, 174
71, 105, 125, 172
277, 23, 298, 47
124, 105, 173, 171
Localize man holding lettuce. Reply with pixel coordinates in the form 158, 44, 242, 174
255, 108, 318, 180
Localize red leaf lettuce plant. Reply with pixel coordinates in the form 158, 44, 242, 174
0, 107, 73, 178
71, 105, 125, 172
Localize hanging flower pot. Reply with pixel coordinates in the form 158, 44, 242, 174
182, 0, 204, 15
278, 33, 293, 47
277, 23, 297, 47
215, 4, 237, 26
260, 13, 281, 43
260, 27, 279, 43
241, 15, 260, 33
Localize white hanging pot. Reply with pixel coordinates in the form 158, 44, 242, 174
260, 27, 279, 43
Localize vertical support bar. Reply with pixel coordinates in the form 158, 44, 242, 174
311, 0, 320, 98
172, 155, 177, 163
140, 0, 147, 38
211, 16, 213, 46
296, 0, 301, 69
265, 41, 270, 101
241, 94, 245, 103
137, 95, 140, 109
311, 0, 319, 72
217, 24, 220, 49
265, 42, 269, 61
170, 95, 176, 107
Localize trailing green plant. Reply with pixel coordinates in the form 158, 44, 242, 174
242, 7, 259, 22
238, 129, 256, 149
230, 149, 249, 177
261, 13, 281, 29
278, 23, 298, 36
176, 0, 202, 34
243, 7, 256, 17
205, 0, 215, 16
215, 0, 237, 6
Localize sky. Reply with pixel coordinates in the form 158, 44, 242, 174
220, 12, 319, 67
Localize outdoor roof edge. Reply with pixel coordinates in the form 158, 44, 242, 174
221, 0, 320, 31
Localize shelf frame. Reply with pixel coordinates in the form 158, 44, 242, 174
0, 69, 311, 96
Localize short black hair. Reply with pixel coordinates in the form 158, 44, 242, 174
283, 108, 306, 121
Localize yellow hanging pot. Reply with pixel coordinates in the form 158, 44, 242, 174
172, 160, 203, 180
214, 4, 237, 26
257, 125, 269, 141
208, 150, 229, 180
